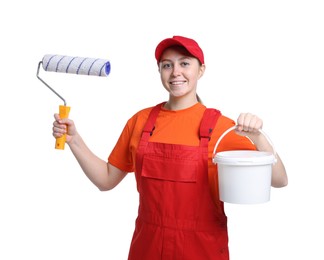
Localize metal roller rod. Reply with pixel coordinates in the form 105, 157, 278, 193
37, 61, 67, 106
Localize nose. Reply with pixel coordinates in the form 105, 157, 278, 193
171, 63, 181, 77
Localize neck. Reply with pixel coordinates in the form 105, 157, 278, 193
164, 96, 199, 111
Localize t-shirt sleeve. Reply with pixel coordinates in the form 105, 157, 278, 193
108, 121, 134, 173
108, 108, 151, 173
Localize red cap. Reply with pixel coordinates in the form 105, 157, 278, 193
155, 36, 204, 65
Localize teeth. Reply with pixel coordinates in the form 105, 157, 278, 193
171, 81, 184, 85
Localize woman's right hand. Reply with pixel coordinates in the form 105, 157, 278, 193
52, 113, 77, 144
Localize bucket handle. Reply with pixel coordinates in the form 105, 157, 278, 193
212, 126, 277, 162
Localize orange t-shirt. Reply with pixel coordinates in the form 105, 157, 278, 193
108, 102, 256, 202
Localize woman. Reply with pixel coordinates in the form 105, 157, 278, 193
53, 35, 288, 259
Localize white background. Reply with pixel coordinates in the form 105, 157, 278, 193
1, 0, 323, 259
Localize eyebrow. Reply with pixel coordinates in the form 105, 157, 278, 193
160, 56, 194, 63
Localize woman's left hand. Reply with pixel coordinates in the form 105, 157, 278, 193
235, 113, 263, 136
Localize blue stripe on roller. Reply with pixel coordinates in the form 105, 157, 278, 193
88, 59, 99, 75
56, 56, 66, 72
66, 57, 77, 73
77, 57, 87, 75
45, 55, 57, 71
99, 63, 105, 76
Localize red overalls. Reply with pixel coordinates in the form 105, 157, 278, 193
128, 103, 229, 260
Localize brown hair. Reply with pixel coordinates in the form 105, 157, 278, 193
196, 94, 203, 103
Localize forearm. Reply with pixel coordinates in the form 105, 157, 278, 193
271, 154, 288, 187
67, 133, 113, 190
248, 133, 288, 188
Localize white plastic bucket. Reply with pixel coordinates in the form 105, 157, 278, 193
212, 126, 276, 204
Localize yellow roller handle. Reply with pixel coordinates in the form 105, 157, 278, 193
55, 105, 71, 150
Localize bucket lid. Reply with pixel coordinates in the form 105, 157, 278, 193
213, 150, 275, 166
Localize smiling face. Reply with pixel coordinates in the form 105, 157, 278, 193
158, 46, 205, 108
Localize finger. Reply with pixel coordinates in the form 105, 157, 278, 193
239, 113, 253, 132
246, 114, 257, 132
53, 131, 63, 138
236, 113, 246, 131
53, 119, 66, 128
52, 127, 64, 138
243, 114, 253, 132
53, 124, 66, 134
54, 113, 61, 120
248, 115, 263, 131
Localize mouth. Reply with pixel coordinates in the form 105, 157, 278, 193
169, 80, 186, 86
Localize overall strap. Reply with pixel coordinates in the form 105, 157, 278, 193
199, 108, 221, 147
140, 102, 165, 142
136, 102, 164, 176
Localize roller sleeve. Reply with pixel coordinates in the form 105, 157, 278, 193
42, 54, 110, 77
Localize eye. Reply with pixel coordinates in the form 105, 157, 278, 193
181, 61, 190, 67
162, 62, 172, 69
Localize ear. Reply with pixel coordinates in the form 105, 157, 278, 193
198, 64, 206, 79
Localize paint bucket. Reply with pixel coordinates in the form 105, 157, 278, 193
212, 126, 276, 204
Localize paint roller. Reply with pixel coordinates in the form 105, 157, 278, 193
37, 54, 111, 150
